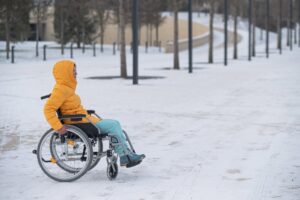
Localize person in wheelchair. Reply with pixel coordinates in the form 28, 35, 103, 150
44, 60, 145, 167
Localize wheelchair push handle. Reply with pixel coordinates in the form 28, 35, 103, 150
41, 94, 51, 100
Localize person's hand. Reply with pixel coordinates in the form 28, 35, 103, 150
57, 125, 67, 135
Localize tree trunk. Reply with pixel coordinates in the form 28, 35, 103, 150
294, 22, 297, 44
146, 24, 149, 44
233, 2, 238, 59
208, 1, 214, 64
5, 3, 10, 60
299, 0, 300, 47
289, 0, 293, 50
100, 30, 104, 52
117, 23, 121, 50
150, 24, 153, 46
252, 0, 256, 57
119, 0, 127, 78
277, 0, 282, 51
287, 4, 290, 47
173, 1, 180, 70
82, 26, 85, 53
60, 6, 64, 55
36, 0, 40, 57
100, 17, 104, 52
138, 26, 141, 45
155, 24, 159, 46
298, 0, 300, 47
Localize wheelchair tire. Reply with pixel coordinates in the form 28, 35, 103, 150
107, 162, 118, 180
88, 137, 103, 171
36, 125, 93, 182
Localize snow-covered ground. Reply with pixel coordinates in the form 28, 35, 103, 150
0, 13, 300, 200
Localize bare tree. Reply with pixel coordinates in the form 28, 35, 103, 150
252, 0, 256, 57
153, 2, 166, 46
287, 0, 291, 46
277, 0, 282, 51
172, 0, 181, 70
119, 0, 127, 78
32, 0, 52, 57
0, 0, 32, 59
92, 0, 110, 52
232, 0, 239, 59
140, 0, 166, 46
3, 0, 11, 59
208, 0, 216, 64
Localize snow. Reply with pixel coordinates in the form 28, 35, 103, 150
0, 13, 300, 200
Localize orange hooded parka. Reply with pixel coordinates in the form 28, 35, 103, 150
44, 60, 100, 131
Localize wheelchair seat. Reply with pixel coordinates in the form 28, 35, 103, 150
71, 123, 108, 139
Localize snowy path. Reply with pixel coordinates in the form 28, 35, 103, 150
1, 13, 300, 200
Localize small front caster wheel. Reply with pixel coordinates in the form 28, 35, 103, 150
107, 162, 118, 180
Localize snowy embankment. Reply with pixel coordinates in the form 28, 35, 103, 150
0, 13, 300, 200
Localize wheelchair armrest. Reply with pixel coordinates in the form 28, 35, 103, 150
87, 110, 95, 114
59, 114, 86, 121
87, 110, 102, 119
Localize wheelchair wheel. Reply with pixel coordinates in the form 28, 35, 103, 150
36, 125, 93, 182
88, 137, 103, 171
107, 157, 118, 180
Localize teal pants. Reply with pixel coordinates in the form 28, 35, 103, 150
95, 119, 129, 156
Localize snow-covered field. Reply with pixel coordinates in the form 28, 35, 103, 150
0, 13, 300, 200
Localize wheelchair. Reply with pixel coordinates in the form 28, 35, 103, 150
33, 94, 140, 182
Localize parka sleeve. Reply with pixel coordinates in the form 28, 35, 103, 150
44, 86, 68, 131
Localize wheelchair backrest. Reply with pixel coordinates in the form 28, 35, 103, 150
41, 94, 62, 117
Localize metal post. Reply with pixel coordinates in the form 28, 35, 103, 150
82, 43, 85, 54
145, 41, 148, 53
43, 45, 46, 61
248, 0, 252, 61
113, 42, 116, 55
132, 0, 139, 85
266, 0, 269, 58
11, 45, 15, 64
188, 0, 193, 72
224, 0, 228, 66
93, 43, 96, 57
70, 43, 73, 58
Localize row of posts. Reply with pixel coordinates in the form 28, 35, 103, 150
9, 41, 162, 63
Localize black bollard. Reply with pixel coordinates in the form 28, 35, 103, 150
159, 41, 162, 52
11, 45, 15, 64
131, 42, 133, 54
70, 43, 73, 58
82, 43, 85, 54
93, 43, 96, 57
43, 45, 47, 61
113, 42, 116, 55
101, 43, 104, 53
145, 41, 148, 53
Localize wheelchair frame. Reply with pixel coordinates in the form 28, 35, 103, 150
33, 94, 139, 182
